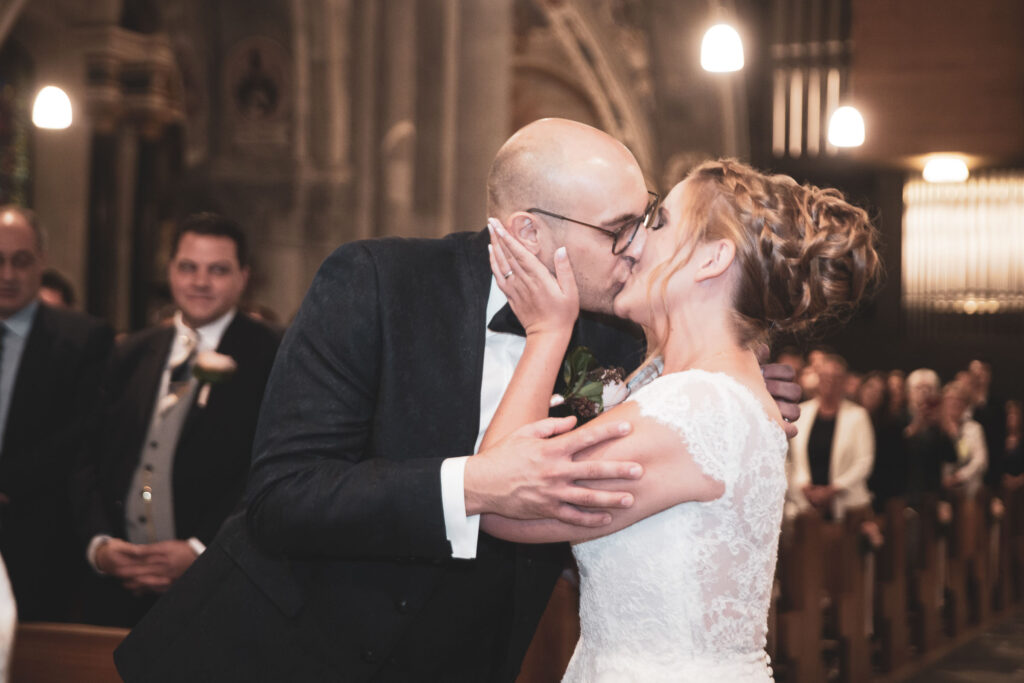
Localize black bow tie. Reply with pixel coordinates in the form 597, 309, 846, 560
487, 303, 525, 337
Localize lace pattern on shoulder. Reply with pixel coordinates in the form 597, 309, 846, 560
628, 370, 762, 492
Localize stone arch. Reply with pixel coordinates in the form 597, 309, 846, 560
513, 0, 656, 174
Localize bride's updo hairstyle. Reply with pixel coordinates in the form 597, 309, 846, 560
652, 159, 881, 349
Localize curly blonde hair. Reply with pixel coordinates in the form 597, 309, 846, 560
640, 159, 881, 362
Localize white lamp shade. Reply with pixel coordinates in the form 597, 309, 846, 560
922, 156, 969, 183
32, 86, 72, 129
701, 24, 744, 73
827, 106, 865, 147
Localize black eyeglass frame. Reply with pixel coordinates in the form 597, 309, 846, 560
527, 190, 661, 255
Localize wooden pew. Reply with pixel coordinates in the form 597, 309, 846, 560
1008, 483, 1024, 602
874, 497, 910, 672
775, 511, 825, 682
944, 491, 973, 635
907, 495, 944, 654
973, 489, 994, 624
822, 508, 872, 683
992, 488, 1014, 612
996, 483, 1022, 608
9, 622, 128, 683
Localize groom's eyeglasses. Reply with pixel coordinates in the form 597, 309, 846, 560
527, 190, 660, 255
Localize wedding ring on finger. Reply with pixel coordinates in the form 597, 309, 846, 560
503, 270, 514, 279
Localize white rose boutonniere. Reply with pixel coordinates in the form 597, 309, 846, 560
549, 346, 629, 422
193, 350, 238, 408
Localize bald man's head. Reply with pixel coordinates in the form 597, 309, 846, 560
0, 206, 46, 318
486, 119, 642, 218
484, 118, 651, 315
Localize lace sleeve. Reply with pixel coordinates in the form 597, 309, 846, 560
628, 371, 753, 491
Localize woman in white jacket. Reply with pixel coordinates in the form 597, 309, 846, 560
787, 353, 875, 520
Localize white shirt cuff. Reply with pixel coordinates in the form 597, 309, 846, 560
187, 537, 206, 556
440, 456, 480, 559
86, 534, 113, 574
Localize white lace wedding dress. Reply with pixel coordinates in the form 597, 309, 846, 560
562, 370, 788, 682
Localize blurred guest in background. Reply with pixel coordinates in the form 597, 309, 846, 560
74, 212, 279, 627
38, 268, 75, 309
903, 369, 955, 507
798, 364, 819, 402
787, 353, 875, 520
775, 346, 806, 376
906, 369, 940, 421
967, 360, 1005, 488
861, 371, 909, 510
1003, 400, 1024, 486
939, 381, 987, 499
0, 205, 113, 621
856, 371, 886, 415
844, 370, 864, 402
886, 369, 908, 424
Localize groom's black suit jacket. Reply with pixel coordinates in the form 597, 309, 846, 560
115, 230, 643, 682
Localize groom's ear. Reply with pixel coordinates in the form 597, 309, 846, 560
506, 212, 542, 255
694, 238, 736, 283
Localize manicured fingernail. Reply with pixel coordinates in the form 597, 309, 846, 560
621, 495, 634, 506
618, 421, 631, 434
555, 246, 567, 260
487, 217, 500, 232
487, 244, 493, 255
629, 465, 642, 477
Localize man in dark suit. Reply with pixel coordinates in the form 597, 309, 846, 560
74, 213, 280, 627
116, 120, 798, 681
0, 205, 113, 621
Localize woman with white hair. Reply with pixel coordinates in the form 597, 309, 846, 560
903, 368, 956, 505
906, 368, 941, 419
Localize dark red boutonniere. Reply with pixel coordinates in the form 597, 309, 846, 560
550, 346, 629, 421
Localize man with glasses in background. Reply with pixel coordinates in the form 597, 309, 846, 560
117, 119, 797, 682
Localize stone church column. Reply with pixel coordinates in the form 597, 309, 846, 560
453, 0, 512, 232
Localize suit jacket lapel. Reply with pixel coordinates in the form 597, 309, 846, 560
3, 306, 50, 457
453, 229, 493, 443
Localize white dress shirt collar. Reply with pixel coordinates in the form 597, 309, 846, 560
173, 308, 236, 354
2, 299, 39, 339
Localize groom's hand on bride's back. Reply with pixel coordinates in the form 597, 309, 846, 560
753, 342, 801, 437
464, 416, 642, 527
761, 363, 802, 439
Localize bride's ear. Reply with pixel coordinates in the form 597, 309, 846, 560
506, 212, 542, 255
694, 239, 736, 283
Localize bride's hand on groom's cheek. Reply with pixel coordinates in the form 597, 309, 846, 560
488, 218, 579, 337
464, 416, 642, 526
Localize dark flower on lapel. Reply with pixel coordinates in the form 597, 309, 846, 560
193, 350, 238, 408
551, 346, 628, 422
